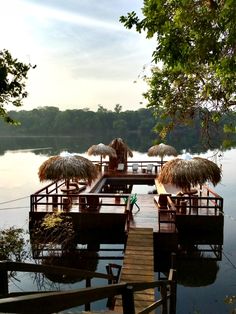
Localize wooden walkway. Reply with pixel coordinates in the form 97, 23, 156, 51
115, 227, 155, 313
126, 194, 159, 232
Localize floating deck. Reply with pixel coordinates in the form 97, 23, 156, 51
29, 163, 224, 256
28, 162, 224, 313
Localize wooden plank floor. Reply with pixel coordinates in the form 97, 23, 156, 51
115, 228, 155, 313
129, 194, 159, 232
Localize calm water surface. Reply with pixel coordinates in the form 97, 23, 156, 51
0, 144, 236, 313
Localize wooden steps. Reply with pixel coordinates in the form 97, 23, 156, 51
115, 227, 155, 313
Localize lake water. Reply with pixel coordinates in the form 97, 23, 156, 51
0, 140, 236, 313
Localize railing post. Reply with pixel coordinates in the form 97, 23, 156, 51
30, 195, 35, 212
169, 253, 177, 314
122, 285, 135, 314
169, 269, 177, 314
85, 277, 91, 311
0, 266, 8, 296
160, 284, 168, 314
171, 252, 176, 269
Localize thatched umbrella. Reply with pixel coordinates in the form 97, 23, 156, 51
109, 138, 133, 158
147, 143, 178, 165
87, 143, 117, 168
158, 156, 222, 191
38, 154, 98, 188
109, 138, 133, 170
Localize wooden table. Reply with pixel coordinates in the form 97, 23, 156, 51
60, 185, 77, 194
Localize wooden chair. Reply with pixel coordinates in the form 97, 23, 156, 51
154, 194, 171, 209
80, 195, 101, 212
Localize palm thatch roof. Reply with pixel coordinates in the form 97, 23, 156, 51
109, 138, 133, 157
87, 143, 117, 159
158, 156, 222, 191
38, 155, 98, 185
148, 143, 177, 162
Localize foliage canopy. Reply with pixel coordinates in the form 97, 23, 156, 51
0, 49, 35, 124
120, 0, 236, 142
0, 227, 27, 262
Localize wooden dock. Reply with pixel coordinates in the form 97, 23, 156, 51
115, 227, 155, 313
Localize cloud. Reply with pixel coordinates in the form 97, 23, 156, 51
17, 0, 128, 32
1, 0, 155, 112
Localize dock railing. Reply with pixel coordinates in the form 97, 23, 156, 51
99, 160, 163, 174
155, 184, 223, 216
126, 160, 163, 174
170, 185, 223, 215
30, 191, 133, 247
0, 258, 177, 314
31, 190, 131, 213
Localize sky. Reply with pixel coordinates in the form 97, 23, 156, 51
0, 0, 156, 112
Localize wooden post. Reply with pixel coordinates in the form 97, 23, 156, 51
85, 277, 91, 311
171, 252, 176, 269
122, 285, 135, 314
169, 269, 177, 314
62, 197, 71, 211
52, 195, 58, 210
0, 268, 8, 296
169, 253, 177, 314
160, 284, 168, 314
180, 200, 187, 214
79, 196, 86, 211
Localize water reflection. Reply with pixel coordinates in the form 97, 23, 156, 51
42, 250, 99, 283
177, 257, 219, 287
0, 139, 235, 313
1, 135, 234, 157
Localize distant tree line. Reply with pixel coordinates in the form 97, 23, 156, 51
0, 105, 154, 137
0, 106, 235, 152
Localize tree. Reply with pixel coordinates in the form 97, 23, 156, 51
0, 227, 28, 262
120, 1, 236, 143
113, 118, 128, 135
114, 104, 122, 114
0, 49, 35, 124
97, 104, 108, 112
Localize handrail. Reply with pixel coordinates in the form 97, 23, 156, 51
204, 185, 222, 198
0, 260, 176, 314
0, 261, 116, 298
0, 278, 176, 314
0, 261, 113, 281
34, 180, 63, 195
30, 192, 131, 212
